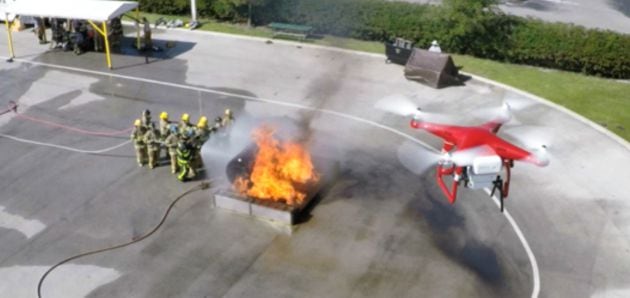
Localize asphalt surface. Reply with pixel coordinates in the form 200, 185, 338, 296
0, 27, 629, 298
401, 0, 630, 34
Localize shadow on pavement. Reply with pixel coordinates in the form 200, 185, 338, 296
409, 173, 504, 285
31, 36, 196, 71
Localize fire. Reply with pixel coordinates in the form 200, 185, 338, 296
234, 126, 319, 206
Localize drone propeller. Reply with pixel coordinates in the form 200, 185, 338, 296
376, 94, 539, 127
374, 94, 418, 117
397, 141, 441, 175
471, 101, 511, 124
502, 125, 551, 148
502, 125, 552, 166
397, 141, 494, 175
375, 94, 459, 124
529, 146, 551, 167
471, 97, 537, 125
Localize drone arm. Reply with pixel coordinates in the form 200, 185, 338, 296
436, 164, 460, 204
480, 120, 504, 134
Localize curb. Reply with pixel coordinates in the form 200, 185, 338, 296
121, 20, 385, 59
138, 23, 629, 150
9, 23, 630, 150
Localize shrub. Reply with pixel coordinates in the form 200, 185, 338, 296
506, 20, 630, 78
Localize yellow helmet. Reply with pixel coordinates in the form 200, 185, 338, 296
197, 116, 208, 128
134, 119, 141, 126
224, 108, 232, 116
160, 111, 168, 120
181, 113, 190, 122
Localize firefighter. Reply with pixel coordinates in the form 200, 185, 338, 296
159, 111, 171, 137
191, 116, 210, 170
143, 17, 152, 51
141, 109, 153, 129
221, 108, 234, 128
51, 18, 65, 49
130, 119, 148, 167
143, 123, 160, 169
159, 111, 171, 158
176, 141, 194, 181
195, 116, 211, 145
164, 124, 180, 174
179, 113, 192, 135
35, 17, 47, 45
211, 116, 222, 133
218, 108, 234, 142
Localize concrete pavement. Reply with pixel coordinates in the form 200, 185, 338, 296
0, 26, 629, 298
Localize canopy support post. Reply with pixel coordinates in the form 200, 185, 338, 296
4, 14, 15, 62
87, 20, 112, 69
135, 7, 141, 50
103, 22, 112, 69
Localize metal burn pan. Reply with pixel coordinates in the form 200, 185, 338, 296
215, 144, 322, 225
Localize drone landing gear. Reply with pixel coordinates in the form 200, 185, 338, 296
436, 164, 461, 204
490, 176, 504, 212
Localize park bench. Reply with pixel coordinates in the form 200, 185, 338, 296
268, 22, 313, 41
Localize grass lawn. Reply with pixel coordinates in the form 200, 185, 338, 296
127, 12, 630, 142
452, 55, 630, 141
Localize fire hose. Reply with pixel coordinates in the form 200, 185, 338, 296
14, 113, 133, 136
1, 102, 133, 136
36, 181, 212, 298
0, 101, 18, 116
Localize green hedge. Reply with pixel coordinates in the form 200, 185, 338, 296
505, 20, 630, 78
138, 0, 630, 78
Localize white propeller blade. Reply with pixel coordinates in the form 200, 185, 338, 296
397, 141, 441, 175
502, 125, 551, 149
397, 142, 495, 175
472, 97, 536, 124
375, 94, 459, 124
375, 94, 418, 117
502, 125, 552, 166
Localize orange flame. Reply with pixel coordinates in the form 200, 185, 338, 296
233, 126, 319, 206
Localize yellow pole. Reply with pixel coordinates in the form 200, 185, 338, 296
5, 14, 15, 61
135, 7, 141, 50
102, 22, 112, 69
87, 20, 104, 35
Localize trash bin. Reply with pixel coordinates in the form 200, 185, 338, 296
385, 38, 413, 65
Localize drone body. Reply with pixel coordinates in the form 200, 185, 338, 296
409, 110, 549, 211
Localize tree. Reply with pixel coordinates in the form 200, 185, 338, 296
436, 0, 511, 57
210, 0, 266, 24
245, 0, 267, 27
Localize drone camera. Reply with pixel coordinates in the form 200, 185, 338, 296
465, 155, 502, 189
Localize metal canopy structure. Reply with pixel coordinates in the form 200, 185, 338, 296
4, 0, 140, 69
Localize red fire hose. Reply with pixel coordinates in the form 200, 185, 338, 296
2, 102, 132, 136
